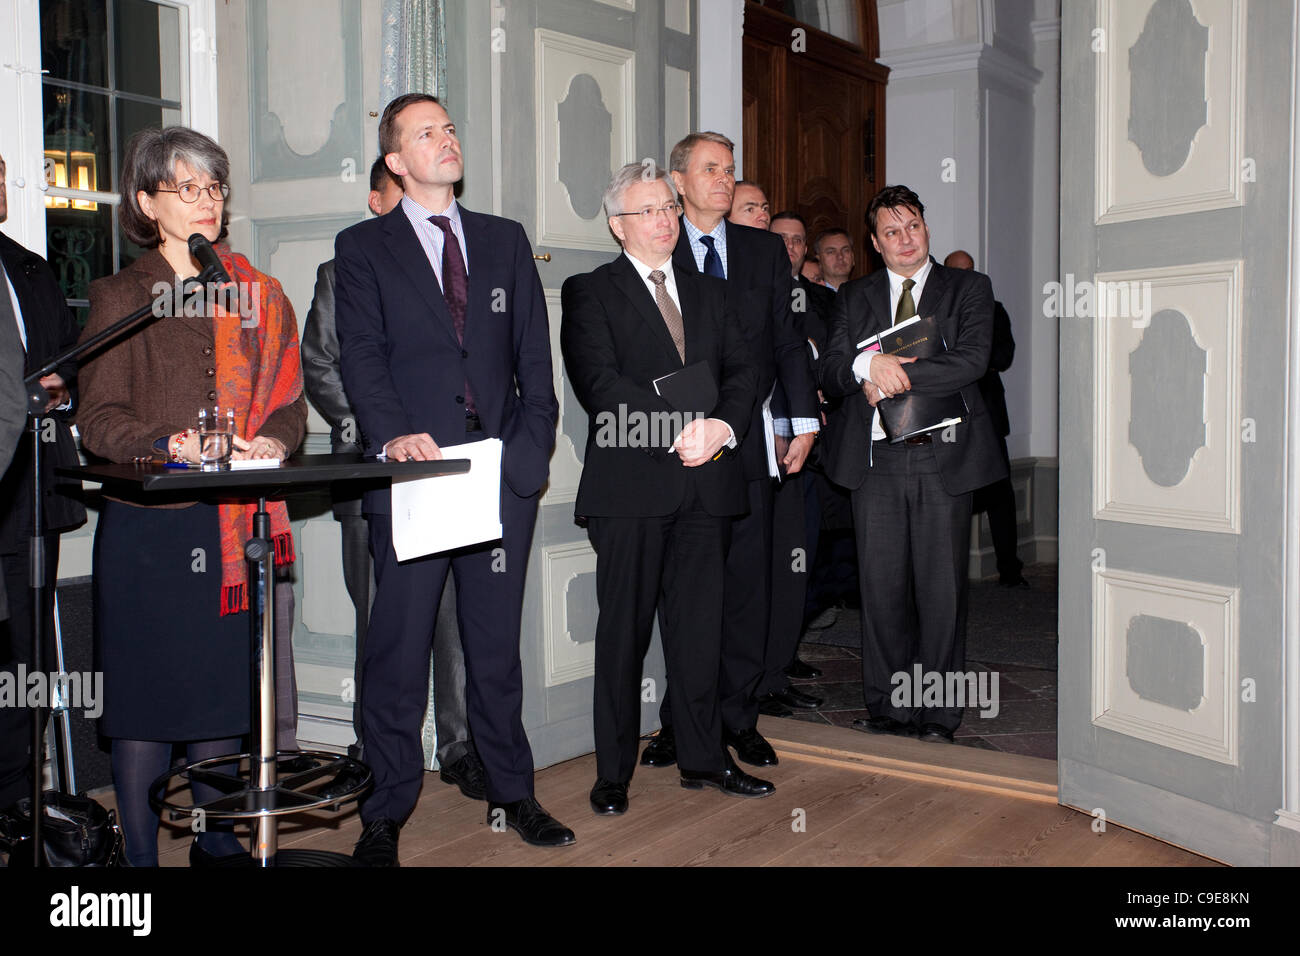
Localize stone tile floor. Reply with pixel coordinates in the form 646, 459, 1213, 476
784, 564, 1058, 760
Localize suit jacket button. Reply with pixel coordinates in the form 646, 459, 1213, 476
202, 345, 213, 356
207, 390, 217, 401
461, 349, 468, 358
455, 395, 464, 404
205, 367, 215, 376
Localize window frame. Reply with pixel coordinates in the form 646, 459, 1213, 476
0, 0, 217, 260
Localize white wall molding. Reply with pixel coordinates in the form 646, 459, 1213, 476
1093, 260, 1244, 535
880, 40, 1042, 91
1092, 569, 1240, 766
541, 540, 598, 687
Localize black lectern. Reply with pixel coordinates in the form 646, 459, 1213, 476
58, 453, 468, 866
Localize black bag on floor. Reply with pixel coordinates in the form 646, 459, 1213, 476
1, 791, 123, 866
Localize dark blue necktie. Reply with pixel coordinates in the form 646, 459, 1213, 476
699, 235, 725, 279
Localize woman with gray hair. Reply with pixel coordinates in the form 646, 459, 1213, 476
76, 126, 307, 866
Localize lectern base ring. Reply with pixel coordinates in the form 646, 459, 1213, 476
147, 749, 372, 819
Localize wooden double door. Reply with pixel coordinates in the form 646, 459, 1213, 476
742, 0, 888, 267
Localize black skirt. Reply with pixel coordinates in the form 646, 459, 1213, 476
93, 500, 250, 741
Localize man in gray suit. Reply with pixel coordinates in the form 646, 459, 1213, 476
301, 157, 484, 800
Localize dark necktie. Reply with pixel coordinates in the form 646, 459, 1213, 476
699, 235, 725, 279
648, 270, 686, 363
896, 277, 916, 323
428, 214, 474, 415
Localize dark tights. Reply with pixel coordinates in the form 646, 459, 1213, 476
111, 737, 244, 866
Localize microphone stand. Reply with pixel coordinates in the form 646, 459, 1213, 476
20, 268, 219, 866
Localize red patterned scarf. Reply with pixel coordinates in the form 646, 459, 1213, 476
213, 246, 301, 615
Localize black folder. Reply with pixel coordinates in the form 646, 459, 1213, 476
860, 315, 967, 442
653, 360, 719, 414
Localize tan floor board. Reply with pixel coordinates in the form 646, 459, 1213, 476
917, 800, 1114, 866
669, 765, 918, 867
768, 782, 1002, 866
583, 760, 874, 867
90, 719, 1214, 867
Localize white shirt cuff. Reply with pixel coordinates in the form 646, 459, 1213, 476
851, 352, 875, 384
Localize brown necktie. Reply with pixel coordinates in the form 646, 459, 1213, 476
896, 277, 916, 323
648, 270, 686, 363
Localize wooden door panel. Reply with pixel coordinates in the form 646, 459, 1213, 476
742, 40, 784, 205
791, 58, 861, 241
742, 0, 886, 267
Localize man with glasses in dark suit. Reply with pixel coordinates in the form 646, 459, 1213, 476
639, 132, 818, 772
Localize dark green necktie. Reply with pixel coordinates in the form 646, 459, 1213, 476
895, 277, 916, 323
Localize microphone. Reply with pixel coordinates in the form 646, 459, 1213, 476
188, 233, 233, 286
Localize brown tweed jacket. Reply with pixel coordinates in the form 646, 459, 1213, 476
77, 249, 307, 483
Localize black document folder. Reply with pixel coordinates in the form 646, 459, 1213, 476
859, 315, 967, 442
653, 360, 719, 414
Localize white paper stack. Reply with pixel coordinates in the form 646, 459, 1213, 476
390, 438, 502, 561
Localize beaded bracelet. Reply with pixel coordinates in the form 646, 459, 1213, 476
172, 429, 191, 463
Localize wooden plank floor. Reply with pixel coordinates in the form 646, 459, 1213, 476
102, 717, 1217, 867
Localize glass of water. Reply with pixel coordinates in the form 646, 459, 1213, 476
198, 406, 235, 471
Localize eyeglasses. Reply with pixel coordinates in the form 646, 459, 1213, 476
155, 182, 231, 203
614, 202, 682, 221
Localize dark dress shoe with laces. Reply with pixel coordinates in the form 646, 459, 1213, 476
757, 694, 794, 718
769, 684, 823, 710
317, 761, 372, 802
640, 726, 677, 767
785, 657, 823, 681
440, 751, 488, 801
680, 757, 775, 798
353, 818, 401, 867
589, 778, 629, 815
851, 715, 915, 737
489, 797, 576, 847
918, 722, 956, 743
189, 839, 250, 867
724, 726, 779, 766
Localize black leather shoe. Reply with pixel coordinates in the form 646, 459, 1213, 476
785, 657, 823, 681
757, 694, 794, 718
768, 685, 823, 710
440, 751, 488, 801
851, 715, 915, 737
640, 727, 676, 767
353, 818, 400, 867
680, 757, 775, 798
317, 761, 371, 802
918, 722, 955, 743
189, 839, 250, 868
488, 797, 576, 847
589, 778, 629, 815
724, 726, 779, 767
277, 753, 317, 774
999, 574, 1030, 588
